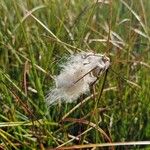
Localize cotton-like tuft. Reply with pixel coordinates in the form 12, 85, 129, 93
46, 52, 110, 105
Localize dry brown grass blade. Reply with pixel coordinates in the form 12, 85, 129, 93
61, 118, 112, 143
49, 141, 150, 150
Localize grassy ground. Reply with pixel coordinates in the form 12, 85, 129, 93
0, 0, 150, 149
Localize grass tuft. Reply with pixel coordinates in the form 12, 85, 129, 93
0, 0, 150, 149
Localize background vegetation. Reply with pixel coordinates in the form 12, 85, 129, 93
0, 0, 150, 149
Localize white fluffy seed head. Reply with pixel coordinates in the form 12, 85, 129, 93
46, 52, 110, 105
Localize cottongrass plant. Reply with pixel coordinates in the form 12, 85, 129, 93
46, 52, 110, 105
